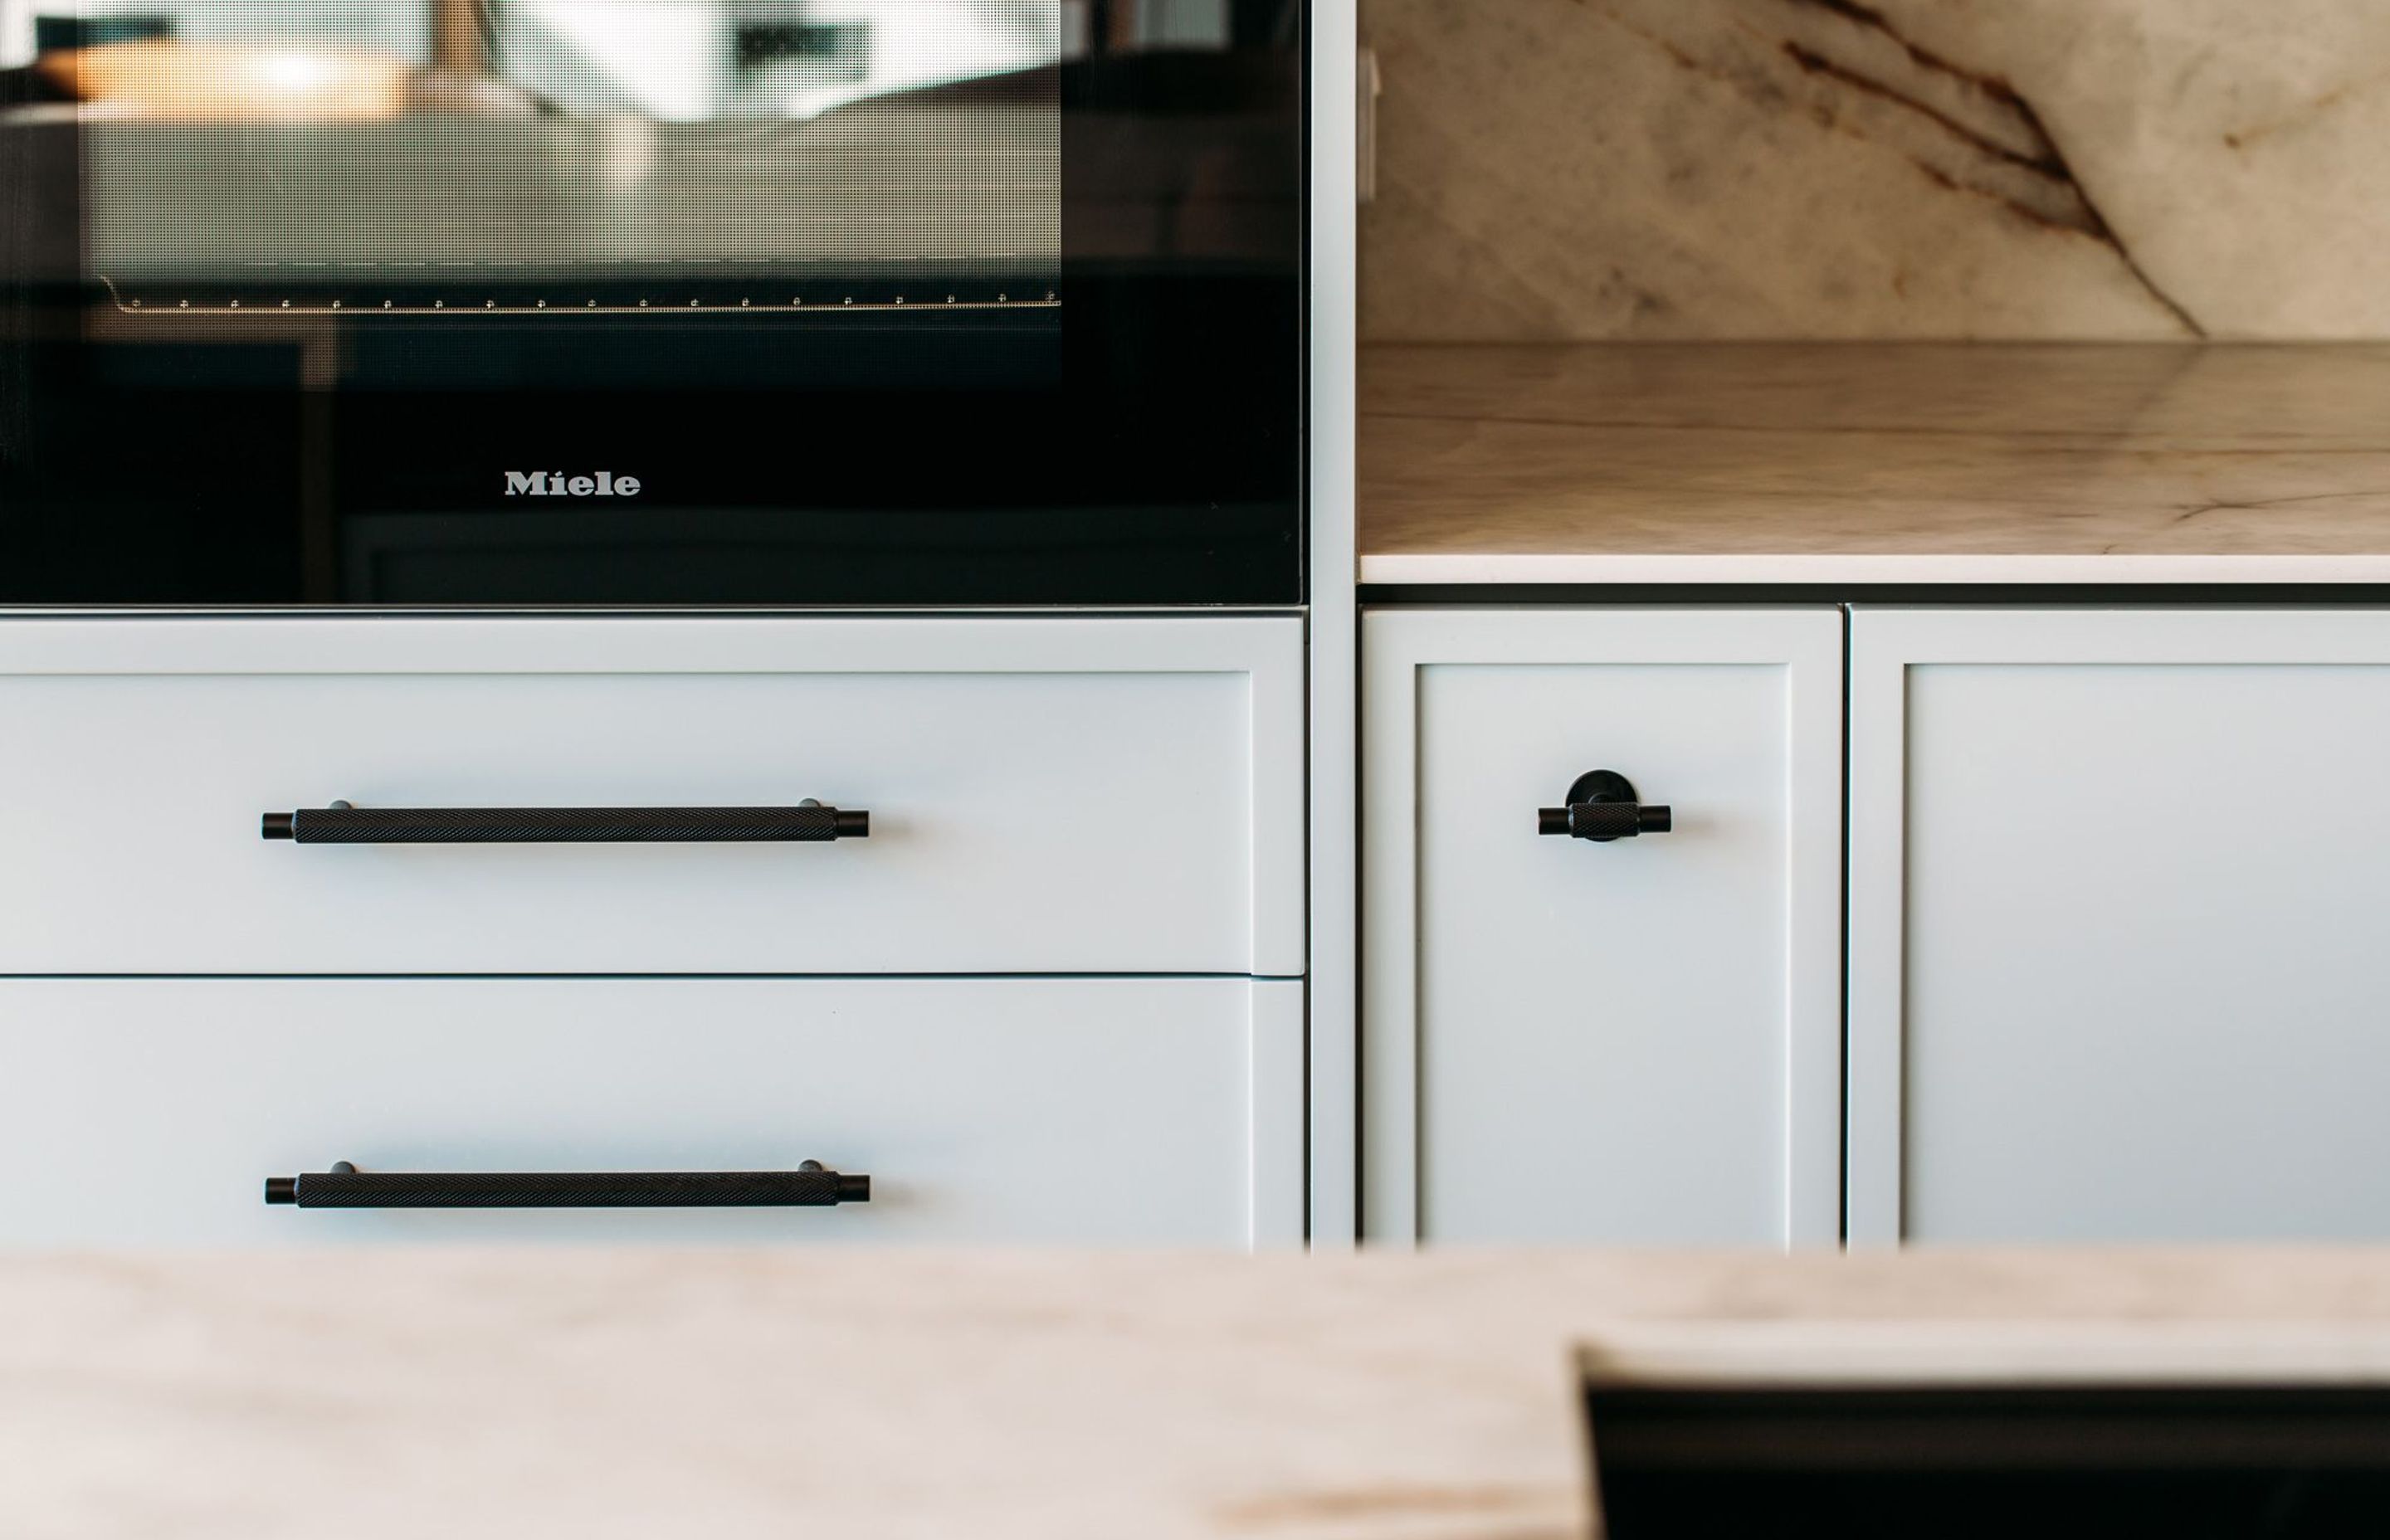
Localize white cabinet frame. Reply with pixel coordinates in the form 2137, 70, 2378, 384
1362, 608, 1845, 1248
1305, 0, 1361, 1248
1847, 607, 2390, 1245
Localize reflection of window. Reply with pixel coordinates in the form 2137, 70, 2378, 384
734, 22, 867, 83
729, 20, 868, 119
1127, 0, 1227, 48
31, 12, 171, 52
2, 1, 432, 67
1076, 0, 1241, 54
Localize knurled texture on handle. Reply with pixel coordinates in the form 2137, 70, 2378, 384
1568, 802, 1644, 840
288, 806, 851, 844
289, 1169, 861, 1207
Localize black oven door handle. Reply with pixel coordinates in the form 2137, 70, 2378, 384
264, 1161, 870, 1208
261, 801, 868, 843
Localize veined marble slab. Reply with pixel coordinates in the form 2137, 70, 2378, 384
1361, 342, 2390, 583
11, 1250, 2390, 1540
1361, 0, 2390, 341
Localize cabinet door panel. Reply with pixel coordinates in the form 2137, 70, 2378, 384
1851, 609, 2390, 1243
1363, 609, 1842, 1246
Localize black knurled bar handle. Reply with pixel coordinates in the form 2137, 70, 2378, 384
1536, 802, 1672, 840
262, 805, 867, 843
264, 1166, 870, 1208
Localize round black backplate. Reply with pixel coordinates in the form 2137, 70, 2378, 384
1565, 769, 1638, 807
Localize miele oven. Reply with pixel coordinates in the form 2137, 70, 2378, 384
0, 1, 1304, 606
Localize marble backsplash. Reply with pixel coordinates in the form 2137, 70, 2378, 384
1359, 0, 2390, 340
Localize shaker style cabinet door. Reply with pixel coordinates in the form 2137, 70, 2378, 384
1850, 609, 2390, 1243
1362, 610, 1842, 1246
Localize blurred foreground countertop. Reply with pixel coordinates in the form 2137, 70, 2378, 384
12, 1249, 2390, 1539
1360, 344, 2390, 586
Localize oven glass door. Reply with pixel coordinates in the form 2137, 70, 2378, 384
0, 2, 1302, 605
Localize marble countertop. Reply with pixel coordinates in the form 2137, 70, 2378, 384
1360, 344, 2390, 584
15, 1249, 2390, 1539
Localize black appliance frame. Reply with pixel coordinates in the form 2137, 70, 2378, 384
0, 8, 1310, 609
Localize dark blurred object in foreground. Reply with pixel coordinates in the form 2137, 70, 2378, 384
1587, 1344, 2390, 1538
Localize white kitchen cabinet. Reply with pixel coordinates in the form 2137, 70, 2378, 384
1850, 608, 2390, 1244
0, 616, 1304, 977
0, 977, 1305, 1248
1361, 609, 1842, 1246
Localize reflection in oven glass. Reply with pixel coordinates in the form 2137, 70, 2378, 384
4, 1, 1080, 311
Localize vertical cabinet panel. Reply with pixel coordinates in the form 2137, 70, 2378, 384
1851, 609, 2390, 1244
1363, 609, 1842, 1247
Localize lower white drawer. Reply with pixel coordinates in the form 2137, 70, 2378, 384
0, 978, 1303, 1247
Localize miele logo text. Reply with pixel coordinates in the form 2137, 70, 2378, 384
505, 471, 642, 497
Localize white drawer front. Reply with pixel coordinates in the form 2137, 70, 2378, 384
0, 616, 1302, 976
0, 977, 1305, 1246
1363, 609, 1842, 1247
